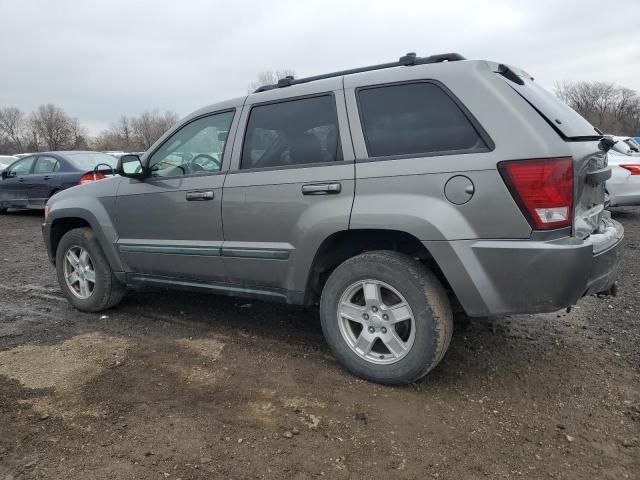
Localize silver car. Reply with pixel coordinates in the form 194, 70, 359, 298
607, 136, 640, 206
42, 53, 623, 384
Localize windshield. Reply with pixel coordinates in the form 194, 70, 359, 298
65, 152, 118, 170
624, 138, 640, 152
612, 140, 631, 155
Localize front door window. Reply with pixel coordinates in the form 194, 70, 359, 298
147, 111, 235, 178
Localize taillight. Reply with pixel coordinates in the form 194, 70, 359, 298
498, 157, 573, 230
620, 164, 640, 175
78, 172, 106, 185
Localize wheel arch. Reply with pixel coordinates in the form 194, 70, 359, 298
303, 229, 455, 308
48, 206, 123, 272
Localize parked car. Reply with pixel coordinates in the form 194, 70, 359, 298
620, 136, 640, 152
0, 155, 18, 173
606, 137, 640, 206
42, 53, 623, 385
0, 151, 117, 212
103, 151, 125, 159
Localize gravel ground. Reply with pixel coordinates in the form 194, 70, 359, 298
0, 209, 638, 480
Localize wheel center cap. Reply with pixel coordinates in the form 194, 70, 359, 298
368, 312, 385, 328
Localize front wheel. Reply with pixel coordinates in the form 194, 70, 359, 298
55, 227, 126, 312
320, 251, 453, 385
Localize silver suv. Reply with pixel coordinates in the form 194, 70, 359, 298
43, 53, 623, 385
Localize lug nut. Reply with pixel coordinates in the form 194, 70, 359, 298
363, 313, 369, 320
382, 314, 389, 320
371, 306, 378, 313
368, 326, 375, 334
381, 327, 387, 334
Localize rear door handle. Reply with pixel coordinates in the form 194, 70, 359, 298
186, 190, 215, 201
301, 183, 342, 195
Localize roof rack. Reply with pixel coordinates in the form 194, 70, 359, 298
253, 52, 466, 93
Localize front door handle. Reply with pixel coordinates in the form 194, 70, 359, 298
301, 183, 342, 195
43, 176, 51, 181
186, 190, 215, 201
18, 177, 25, 183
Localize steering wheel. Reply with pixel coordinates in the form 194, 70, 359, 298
189, 154, 220, 172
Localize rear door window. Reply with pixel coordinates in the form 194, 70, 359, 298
241, 95, 342, 169
356, 82, 489, 158
34, 156, 59, 174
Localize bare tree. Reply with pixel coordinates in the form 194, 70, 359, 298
68, 117, 90, 149
555, 81, 640, 134
0, 107, 26, 153
248, 69, 296, 92
24, 115, 42, 152
30, 104, 74, 151
114, 115, 134, 148
131, 110, 179, 150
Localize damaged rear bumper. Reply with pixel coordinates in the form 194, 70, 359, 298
425, 215, 624, 317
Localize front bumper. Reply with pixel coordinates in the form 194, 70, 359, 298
425, 216, 624, 317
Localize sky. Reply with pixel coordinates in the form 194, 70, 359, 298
1, 0, 639, 135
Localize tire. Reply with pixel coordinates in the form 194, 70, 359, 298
55, 227, 126, 312
319, 251, 453, 385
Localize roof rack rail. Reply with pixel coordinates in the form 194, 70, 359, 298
253, 52, 466, 93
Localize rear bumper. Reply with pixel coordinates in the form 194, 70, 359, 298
425, 216, 624, 316
609, 193, 640, 207
607, 173, 640, 206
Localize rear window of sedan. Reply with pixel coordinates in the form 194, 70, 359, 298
65, 152, 118, 170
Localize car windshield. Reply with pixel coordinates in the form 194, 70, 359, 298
611, 138, 631, 155
65, 152, 118, 170
624, 139, 640, 152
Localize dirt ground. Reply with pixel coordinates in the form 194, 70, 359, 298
0, 210, 638, 480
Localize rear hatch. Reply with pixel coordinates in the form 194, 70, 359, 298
494, 65, 607, 239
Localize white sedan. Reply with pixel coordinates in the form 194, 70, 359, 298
607, 137, 640, 207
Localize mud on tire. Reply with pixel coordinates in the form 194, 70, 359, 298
319, 250, 453, 385
55, 227, 126, 312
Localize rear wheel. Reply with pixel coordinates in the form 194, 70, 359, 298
319, 251, 453, 385
55, 227, 126, 312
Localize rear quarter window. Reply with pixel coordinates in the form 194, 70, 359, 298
356, 82, 490, 158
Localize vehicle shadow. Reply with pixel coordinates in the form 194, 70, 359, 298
610, 206, 640, 219
4, 209, 44, 217
114, 289, 557, 387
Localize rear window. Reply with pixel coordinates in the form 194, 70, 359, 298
357, 82, 489, 158
65, 152, 117, 170
498, 74, 600, 139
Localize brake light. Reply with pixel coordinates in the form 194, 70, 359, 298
498, 157, 573, 230
78, 172, 106, 185
620, 164, 640, 175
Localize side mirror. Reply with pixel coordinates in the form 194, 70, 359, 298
117, 154, 145, 179
0, 170, 6, 180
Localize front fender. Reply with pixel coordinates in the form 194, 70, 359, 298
45, 178, 123, 272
